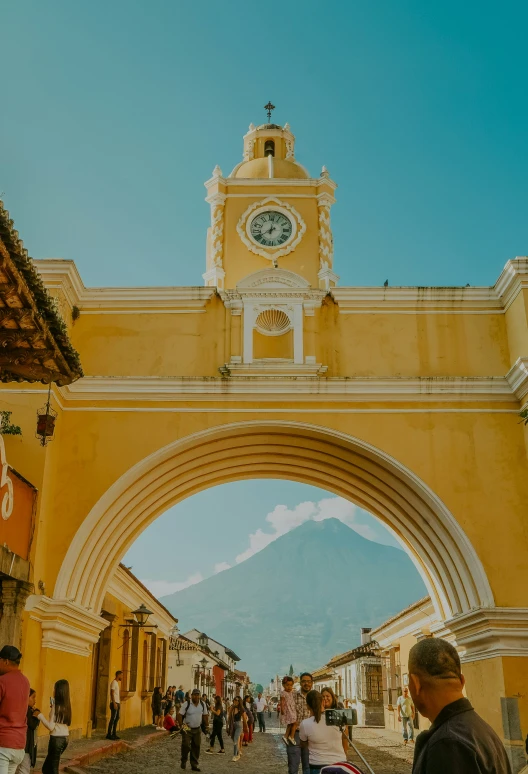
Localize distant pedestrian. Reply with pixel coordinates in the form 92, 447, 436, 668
152, 687, 163, 730
15, 688, 40, 774
0, 645, 30, 774
106, 670, 122, 740
176, 686, 185, 703
286, 672, 313, 774
38, 679, 71, 774
205, 695, 225, 755
178, 688, 209, 771
255, 692, 267, 732
409, 638, 512, 774
243, 695, 254, 745
228, 696, 247, 762
280, 675, 297, 745
397, 687, 415, 745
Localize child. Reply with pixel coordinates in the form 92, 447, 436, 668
280, 675, 297, 745
17, 689, 40, 774
38, 679, 71, 774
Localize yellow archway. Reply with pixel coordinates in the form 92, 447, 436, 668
54, 421, 493, 621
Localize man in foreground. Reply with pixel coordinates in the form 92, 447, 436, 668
0, 645, 30, 774
409, 638, 511, 773
178, 688, 209, 772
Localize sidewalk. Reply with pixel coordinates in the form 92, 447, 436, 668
34, 725, 169, 773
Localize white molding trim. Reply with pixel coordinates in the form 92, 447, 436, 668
25, 594, 108, 657
236, 268, 311, 290
236, 197, 306, 263
506, 358, 528, 402
57, 374, 516, 402
494, 257, 528, 310
445, 607, 528, 662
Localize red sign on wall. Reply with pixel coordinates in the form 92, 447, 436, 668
0, 438, 36, 561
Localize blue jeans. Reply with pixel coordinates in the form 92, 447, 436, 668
233, 720, 243, 756
286, 731, 310, 774
401, 716, 414, 741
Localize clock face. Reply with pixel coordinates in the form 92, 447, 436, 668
249, 211, 293, 248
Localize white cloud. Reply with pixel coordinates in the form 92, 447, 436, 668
141, 572, 204, 599
214, 562, 231, 573
235, 496, 391, 565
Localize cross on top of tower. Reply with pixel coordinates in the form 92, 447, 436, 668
264, 101, 275, 122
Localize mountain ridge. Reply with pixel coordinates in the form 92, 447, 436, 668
161, 518, 426, 683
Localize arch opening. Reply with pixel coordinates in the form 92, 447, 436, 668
54, 422, 494, 623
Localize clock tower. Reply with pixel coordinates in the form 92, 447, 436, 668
203, 119, 338, 292
203, 117, 337, 371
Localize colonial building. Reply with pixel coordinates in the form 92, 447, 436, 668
90, 564, 177, 735
371, 597, 437, 734
312, 628, 384, 726
170, 629, 242, 699
3, 117, 528, 770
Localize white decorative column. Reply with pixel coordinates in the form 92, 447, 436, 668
203, 170, 226, 290
317, 181, 339, 291
293, 304, 304, 364
243, 303, 256, 364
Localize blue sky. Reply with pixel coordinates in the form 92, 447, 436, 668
3, 1, 526, 594
2, 0, 527, 290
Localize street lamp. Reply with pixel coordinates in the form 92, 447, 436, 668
132, 604, 153, 627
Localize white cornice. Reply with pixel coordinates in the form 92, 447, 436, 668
333, 286, 503, 313
25, 595, 108, 657
445, 607, 528, 662
57, 374, 516, 402
506, 358, 528, 402
494, 257, 528, 310
33, 260, 216, 311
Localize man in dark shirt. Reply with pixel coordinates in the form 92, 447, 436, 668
409, 638, 511, 774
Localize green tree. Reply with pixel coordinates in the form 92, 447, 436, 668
289, 664, 294, 677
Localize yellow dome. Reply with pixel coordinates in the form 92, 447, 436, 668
231, 157, 309, 180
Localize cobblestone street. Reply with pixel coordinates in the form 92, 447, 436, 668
82, 722, 413, 774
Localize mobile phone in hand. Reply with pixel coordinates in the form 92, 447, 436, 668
50, 697, 55, 708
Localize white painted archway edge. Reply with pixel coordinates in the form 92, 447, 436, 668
53, 421, 494, 623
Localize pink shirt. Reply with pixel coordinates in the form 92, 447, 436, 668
0, 670, 30, 750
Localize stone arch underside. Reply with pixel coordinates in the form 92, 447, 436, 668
54, 421, 494, 621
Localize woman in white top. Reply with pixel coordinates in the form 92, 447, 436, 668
38, 679, 71, 774
299, 690, 348, 774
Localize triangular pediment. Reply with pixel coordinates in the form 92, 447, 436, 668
237, 268, 311, 290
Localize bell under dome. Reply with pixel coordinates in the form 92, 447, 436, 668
229, 121, 310, 179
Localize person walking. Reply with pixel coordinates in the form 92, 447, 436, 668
228, 696, 247, 762
152, 687, 163, 730
15, 689, 39, 774
287, 672, 313, 774
242, 695, 254, 746
409, 638, 512, 773
176, 686, 185, 704
255, 692, 267, 732
299, 690, 348, 774
106, 670, 122, 740
397, 686, 415, 745
178, 688, 209, 771
0, 645, 30, 774
205, 695, 225, 755
37, 680, 71, 774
